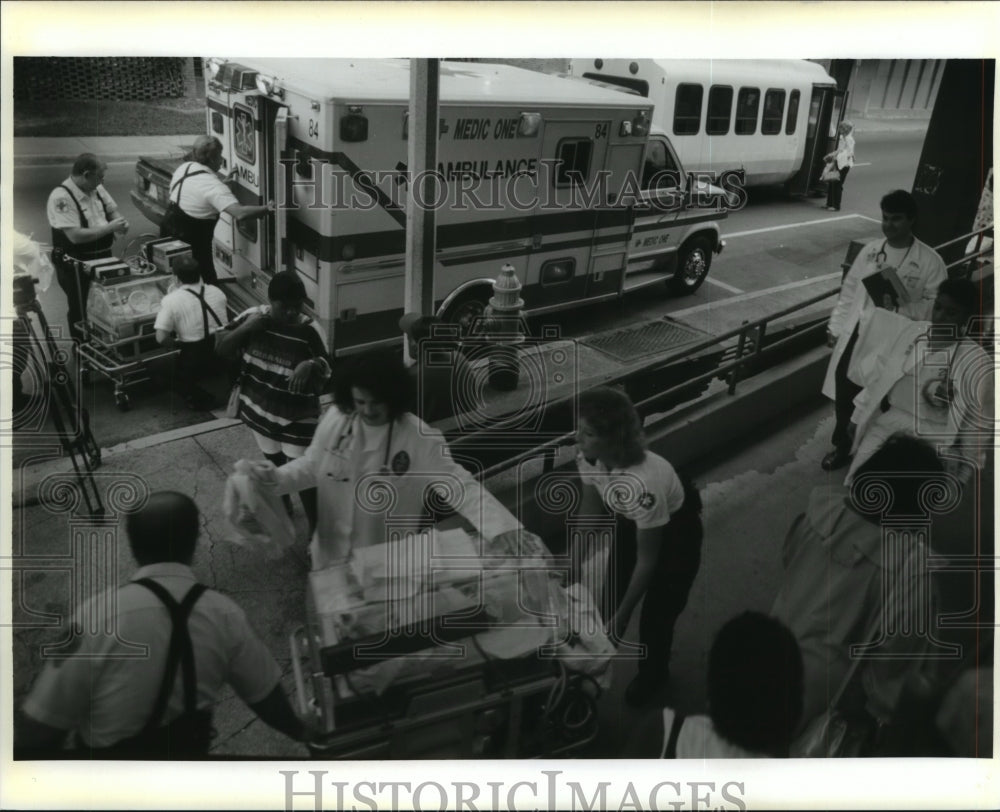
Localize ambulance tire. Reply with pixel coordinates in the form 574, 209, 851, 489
669, 236, 713, 295
444, 289, 491, 338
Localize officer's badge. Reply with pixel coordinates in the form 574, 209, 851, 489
638, 492, 656, 509
391, 450, 410, 475
55, 199, 69, 213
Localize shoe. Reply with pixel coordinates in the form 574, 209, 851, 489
821, 448, 852, 471
624, 672, 668, 708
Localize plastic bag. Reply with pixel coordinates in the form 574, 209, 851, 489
223, 460, 296, 557
13, 231, 54, 292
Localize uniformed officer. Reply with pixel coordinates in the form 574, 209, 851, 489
573, 386, 703, 708
164, 135, 273, 284
246, 351, 524, 570
15, 492, 308, 758
46, 153, 129, 342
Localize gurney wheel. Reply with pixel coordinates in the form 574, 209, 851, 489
115, 391, 131, 412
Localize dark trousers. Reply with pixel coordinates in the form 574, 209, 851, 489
606, 508, 703, 681
826, 166, 850, 210
831, 325, 862, 451
55, 259, 95, 343
175, 337, 217, 397
12, 317, 30, 405
170, 212, 219, 285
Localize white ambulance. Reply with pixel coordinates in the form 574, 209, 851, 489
131, 59, 728, 356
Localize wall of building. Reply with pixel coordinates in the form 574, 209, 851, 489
845, 59, 945, 120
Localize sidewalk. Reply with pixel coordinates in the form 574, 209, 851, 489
11, 114, 928, 166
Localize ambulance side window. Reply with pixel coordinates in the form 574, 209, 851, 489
641, 137, 681, 192
554, 138, 593, 187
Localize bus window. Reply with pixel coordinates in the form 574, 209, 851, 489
735, 88, 760, 135
762, 89, 785, 135
706, 85, 733, 135
641, 137, 681, 191
554, 138, 593, 187
674, 83, 703, 135
786, 89, 800, 135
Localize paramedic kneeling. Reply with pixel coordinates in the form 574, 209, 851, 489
15, 492, 306, 759
154, 255, 228, 410
245, 351, 524, 570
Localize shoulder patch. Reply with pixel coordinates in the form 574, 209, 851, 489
639, 492, 656, 509
55, 198, 69, 213
391, 450, 410, 475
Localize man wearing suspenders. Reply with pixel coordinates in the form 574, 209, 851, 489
154, 256, 229, 410
15, 491, 307, 758
164, 135, 273, 284
46, 153, 129, 343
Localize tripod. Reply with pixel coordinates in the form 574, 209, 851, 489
13, 275, 104, 516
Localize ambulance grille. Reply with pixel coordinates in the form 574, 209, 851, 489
579, 319, 707, 362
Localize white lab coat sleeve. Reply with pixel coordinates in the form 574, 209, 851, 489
416, 423, 522, 539
828, 253, 865, 338
271, 407, 345, 495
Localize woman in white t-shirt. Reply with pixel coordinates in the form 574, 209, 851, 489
824, 120, 856, 212
574, 386, 703, 708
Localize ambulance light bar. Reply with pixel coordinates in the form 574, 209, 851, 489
620, 110, 650, 137
255, 73, 284, 100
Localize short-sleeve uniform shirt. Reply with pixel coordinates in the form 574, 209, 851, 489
154, 282, 228, 342
47, 177, 117, 231
22, 562, 281, 748
576, 450, 684, 529
170, 161, 239, 219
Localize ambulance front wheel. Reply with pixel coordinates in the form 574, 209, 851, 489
670, 236, 713, 295
443, 289, 491, 338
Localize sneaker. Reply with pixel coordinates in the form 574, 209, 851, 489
624, 672, 668, 708
821, 448, 852, 471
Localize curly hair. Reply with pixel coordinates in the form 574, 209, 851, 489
577, 386, 646, 468
708, 611, 804, 756
332, 350, 412, 420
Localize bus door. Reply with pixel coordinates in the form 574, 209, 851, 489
526, 120, 609, 309
226, 93, 287, 294
787, 86, 845, 196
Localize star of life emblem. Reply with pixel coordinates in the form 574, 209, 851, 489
234, 105, 256, 164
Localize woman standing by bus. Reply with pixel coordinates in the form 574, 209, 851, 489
574, 387, 703, 707
824, 121, 856, 212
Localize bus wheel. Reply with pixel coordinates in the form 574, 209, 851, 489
670, 236, 712, 295
443, 289, 491, 337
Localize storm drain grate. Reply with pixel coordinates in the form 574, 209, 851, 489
579, 319, 708, 362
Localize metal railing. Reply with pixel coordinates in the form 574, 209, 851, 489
471, 223, 996, 485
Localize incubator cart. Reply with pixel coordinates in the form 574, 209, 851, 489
290, 528, 612, 758
76, 267, 177, 411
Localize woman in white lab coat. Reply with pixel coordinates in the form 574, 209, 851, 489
249, 351, 523, 569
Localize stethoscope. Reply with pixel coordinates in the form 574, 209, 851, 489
875, 239, 914, 269
329, 413, 396, 480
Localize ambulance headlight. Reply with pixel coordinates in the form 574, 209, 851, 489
517, 112, 542, 138
619, 120, 632, 137
205, 58, 223, 79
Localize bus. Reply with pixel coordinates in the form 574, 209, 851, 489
568, 59, 844, 193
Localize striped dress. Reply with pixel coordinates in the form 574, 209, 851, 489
231, 306, 329, 447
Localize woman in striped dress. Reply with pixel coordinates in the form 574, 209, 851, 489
217, 271, 330, 534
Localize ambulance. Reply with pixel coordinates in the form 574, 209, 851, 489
131, 59, 729, 356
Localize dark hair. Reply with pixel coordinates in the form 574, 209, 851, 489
708, 611, 804, 755
880, 189, 918, 220
577, 386, 646, 468
173, 255, 202, 285
125, 491, 200, 566
851, 433, 944, 517
268, 270, 306, 304
71, 153, 103, 177
332, 350, 412, 419
936, 277, 978, 317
